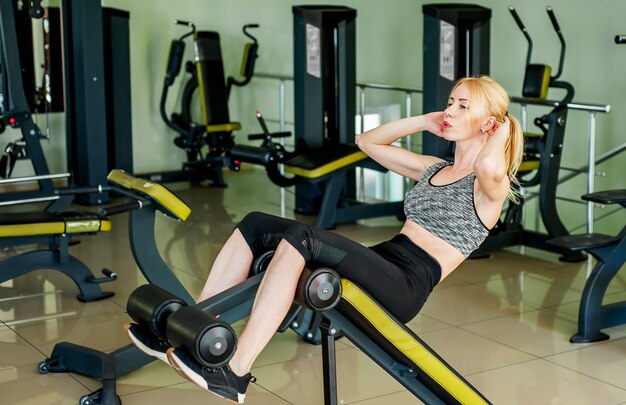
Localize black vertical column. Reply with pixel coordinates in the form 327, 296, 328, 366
14, 1, 36, 112
103, 8, 133, 173
61, 0, 109, 204
423, 4, 491, 158
293, 5, 356, 214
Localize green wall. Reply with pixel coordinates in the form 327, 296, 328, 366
11, 0, 626, 232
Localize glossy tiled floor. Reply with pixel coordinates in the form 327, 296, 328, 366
2, 168, 626, 404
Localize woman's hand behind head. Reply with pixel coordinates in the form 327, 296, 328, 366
425, 111, 445, 137
488, 115, 510, 138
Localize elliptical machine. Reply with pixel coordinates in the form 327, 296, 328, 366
144, 20, 259, 186
472, 6, 583, 262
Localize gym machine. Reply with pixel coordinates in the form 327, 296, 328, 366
222, 6, 403, 228
546, 38, 626, 343
0, 0, 58, 205
37, 169, 491, 404
292, 5, 358, 215
0, 0, 132, 206
422, 3, 491, 158
230, 6, 402, 228
472, 6, 583, 262
140, 20, 259, 186
230, 110, 403, 229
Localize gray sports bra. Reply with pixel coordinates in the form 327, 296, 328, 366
404, 161, 489, 257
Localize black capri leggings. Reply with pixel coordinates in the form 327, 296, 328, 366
236, 212, 442, 323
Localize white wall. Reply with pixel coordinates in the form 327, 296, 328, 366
13, 0, 626, 231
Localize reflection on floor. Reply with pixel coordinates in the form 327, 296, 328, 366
2, 168, 626, 405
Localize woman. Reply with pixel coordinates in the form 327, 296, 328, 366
127, 75, 524, 403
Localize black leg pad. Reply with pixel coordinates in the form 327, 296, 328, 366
295, 267, 342, 311
167, 305, 237, 368
126, 284, 187, 339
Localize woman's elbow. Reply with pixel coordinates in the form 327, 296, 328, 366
355, 134, 367, 151
474, 157, 506, 183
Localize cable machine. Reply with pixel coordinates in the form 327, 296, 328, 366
472, 6, 583, 261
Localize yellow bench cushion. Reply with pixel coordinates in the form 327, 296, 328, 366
339, 279, 489, 405
0, 212, 111, 238
107, 170, 191, 221
206, 122, 241, 133
519, 160, 540, 172
284, 144, 367, 179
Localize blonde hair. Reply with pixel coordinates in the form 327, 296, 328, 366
451, 76, 524, 202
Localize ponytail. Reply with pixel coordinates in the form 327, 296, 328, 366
504, 115, 524, 203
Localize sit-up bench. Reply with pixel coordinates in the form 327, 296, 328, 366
548, 189, 626, 343
38, 170, 488, 404
0, 207, 115, 302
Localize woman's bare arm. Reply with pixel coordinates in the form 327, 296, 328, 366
356, 112, 446, 181
473, 116, 511, 202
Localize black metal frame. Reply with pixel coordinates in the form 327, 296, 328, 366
548, 192, 626, 343
61, 0, 111, 205
571, 234, 626, 343
0, 0, 56, 204
308, 158, 403, 230
320, 311, 453, 405
0, 232, 115, 302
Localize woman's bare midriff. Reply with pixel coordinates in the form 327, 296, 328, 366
399, 221, 466, 282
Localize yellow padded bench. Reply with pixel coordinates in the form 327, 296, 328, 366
279, 144, 401, 229
107, 169, 191, 222
283, 144, 368, 179
0, 212, 110, 238
329, 279, 491, 404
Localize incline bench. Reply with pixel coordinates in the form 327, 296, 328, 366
37, 170, 489, 404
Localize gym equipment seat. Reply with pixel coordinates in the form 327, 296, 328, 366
547, 189, 626, 343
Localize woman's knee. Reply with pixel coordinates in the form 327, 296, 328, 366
239, 211, 268, 228
281, 223, 314, 261
275, 239, 306, 260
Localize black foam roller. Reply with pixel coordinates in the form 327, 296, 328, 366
126, 284, 187, 339
167, 305, 237, 368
